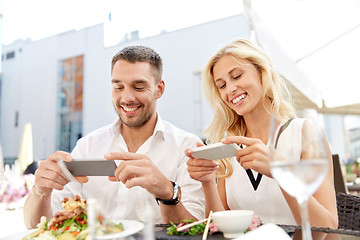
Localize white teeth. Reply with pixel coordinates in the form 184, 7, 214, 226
232, 94, 246, 104
123, 106, 138, 112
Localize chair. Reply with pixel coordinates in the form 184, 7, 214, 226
336, 192, 360, 230
332, 154, 347, 193
23, 161, 38, 175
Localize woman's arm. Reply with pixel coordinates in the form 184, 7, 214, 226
217, 178, 230, 211
201, 178, 228, 216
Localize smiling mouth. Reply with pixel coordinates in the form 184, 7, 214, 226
232, 93, 247, 104
122, 106, 140, 112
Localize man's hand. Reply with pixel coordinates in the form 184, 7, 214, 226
105, 152, 174, 200
33, 151, 88, 197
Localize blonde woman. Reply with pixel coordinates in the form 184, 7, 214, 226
185, 39, 338, 228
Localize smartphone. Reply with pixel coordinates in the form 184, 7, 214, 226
191, 142, 240, 160
62, 158, 117, 176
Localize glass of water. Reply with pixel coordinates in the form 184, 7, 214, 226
268, 114, 330, 240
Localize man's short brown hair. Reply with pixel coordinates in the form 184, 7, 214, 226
111, 45, 163, 82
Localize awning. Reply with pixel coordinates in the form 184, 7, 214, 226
244, 0, 360, 115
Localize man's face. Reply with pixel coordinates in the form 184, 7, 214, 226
111, 60, 164, 128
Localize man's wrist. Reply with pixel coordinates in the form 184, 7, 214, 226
156, 181, 181, 205
32, 186, 50, 198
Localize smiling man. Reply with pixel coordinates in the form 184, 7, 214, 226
24, 46, 205, 229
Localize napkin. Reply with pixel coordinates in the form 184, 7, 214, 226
235, 223, 291, 240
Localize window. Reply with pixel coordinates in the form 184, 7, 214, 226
6, 51, 15, 60
56, 55, 84, 152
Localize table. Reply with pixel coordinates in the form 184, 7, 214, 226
154, 225, 360, 240
2, 224, 360, 240
281, 225, 360, 240
0, 204, 27, 238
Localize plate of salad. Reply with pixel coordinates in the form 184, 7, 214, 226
22, 195, 143, 240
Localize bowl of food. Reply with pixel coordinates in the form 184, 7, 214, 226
212, 210, 254, 238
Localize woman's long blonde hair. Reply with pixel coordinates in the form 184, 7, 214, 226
202, 39, 296, 178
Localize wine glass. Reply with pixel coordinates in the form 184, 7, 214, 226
268, 114, 329, 240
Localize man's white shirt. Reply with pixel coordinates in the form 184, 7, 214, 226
51, 115, 205, 223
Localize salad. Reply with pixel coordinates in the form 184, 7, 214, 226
166, 214, 262, 236
167, 219, 206, 236
23, 195, 124, 240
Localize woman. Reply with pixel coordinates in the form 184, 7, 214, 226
185, 39, 338, 228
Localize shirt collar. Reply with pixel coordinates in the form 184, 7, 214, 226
153, 113, 165, 140
111, 112, 165, 140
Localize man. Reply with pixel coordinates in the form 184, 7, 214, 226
24, 46, 205, 229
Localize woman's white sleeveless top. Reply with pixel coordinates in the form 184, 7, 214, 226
225, 118, 306, 225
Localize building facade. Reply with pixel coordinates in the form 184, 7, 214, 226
0, 15, 249, 161
0, 14, 352, 164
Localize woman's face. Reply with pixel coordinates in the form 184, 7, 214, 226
212, 55, 264, 116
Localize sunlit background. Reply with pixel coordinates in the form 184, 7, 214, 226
1, 0, 360, 237
1, 0, 360, 169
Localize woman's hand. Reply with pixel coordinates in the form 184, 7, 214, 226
185, 142, 219, 184
221, 136, 272, 178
